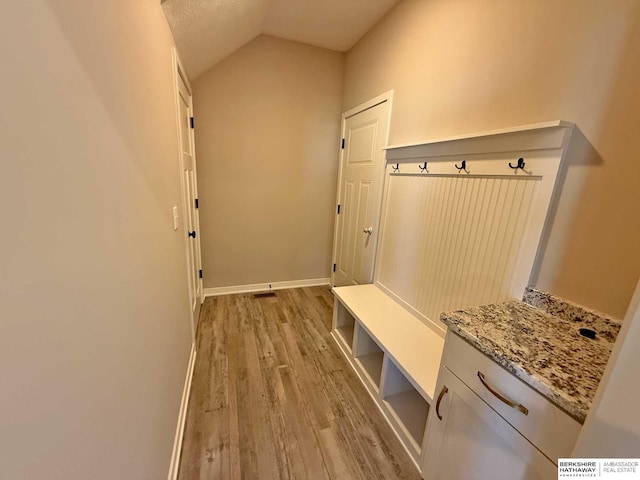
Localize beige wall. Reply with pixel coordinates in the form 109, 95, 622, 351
193, 35, 344, 288
574, 279, 640, 456
343, 0, 640, 318
0, 1, 192, 478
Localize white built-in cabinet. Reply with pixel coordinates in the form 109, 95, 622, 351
333, 288, 581, 478
332, 285, 443, 466
421, 367, 556, 480
330, 121, 581, 477
421, 332, 581, 479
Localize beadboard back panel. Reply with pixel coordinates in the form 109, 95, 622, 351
377, 173, 539, 330
375, 122, 574, 335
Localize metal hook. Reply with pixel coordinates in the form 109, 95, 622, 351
418, 161, 429, 173
509, 157, 526, 170
392, 163, 400, 173
455, 160, 467, 172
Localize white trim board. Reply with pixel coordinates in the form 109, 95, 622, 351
385, 120, 573, 153
385, 121, 574, 161
167, 343, 197, 480
203, 278, 331, 297
342, 90, 394, 120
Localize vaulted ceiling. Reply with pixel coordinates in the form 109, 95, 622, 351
162, 0, 401, 79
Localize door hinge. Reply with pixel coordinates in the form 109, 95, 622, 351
190, 116, 194, 129
341, 138, 345, 149
333, 263, 336, 273
194, 198, 199, 209
337, 204, 341, 214
199, 269, 203, 279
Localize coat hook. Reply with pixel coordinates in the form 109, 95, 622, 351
455, 160, 467, 172
509, 157, 526, 170
418, 161, 429, 173
392, 163, 400, 173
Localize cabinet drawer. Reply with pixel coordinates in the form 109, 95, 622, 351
442, 332, 581, 463
422, 367, 557, 480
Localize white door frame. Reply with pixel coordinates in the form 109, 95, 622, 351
172, 48, 203, 343
330, 90, 393, 286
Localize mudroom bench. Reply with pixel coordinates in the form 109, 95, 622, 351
331, 284, 445, 468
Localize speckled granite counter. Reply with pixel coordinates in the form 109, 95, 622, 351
440, 288, 621, 424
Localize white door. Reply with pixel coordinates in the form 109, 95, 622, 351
422, 368, 557, 480
333, 97, 390, 286
175, 57, 203, 338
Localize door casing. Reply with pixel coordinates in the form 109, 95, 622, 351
172, 48, 203, 344
331, 91, 393, 287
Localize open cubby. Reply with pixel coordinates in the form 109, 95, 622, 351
382, 357, 430, 448
353, 324, 384, 388
333, 301, 356, 351
332, 285, 447, 470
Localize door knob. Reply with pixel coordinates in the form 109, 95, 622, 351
363, 227, 373, 235
188, 230, 196, 238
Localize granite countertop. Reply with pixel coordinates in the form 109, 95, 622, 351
440, 288, 621, 424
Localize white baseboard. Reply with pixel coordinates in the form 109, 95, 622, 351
167, 343, 197, 480
203, 277, 331, 297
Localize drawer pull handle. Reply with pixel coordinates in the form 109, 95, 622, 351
435, 386, 448, 420
477, 372, 529, 416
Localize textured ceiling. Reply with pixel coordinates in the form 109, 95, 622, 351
162, 0, 270, 79
162, 0, 400, 79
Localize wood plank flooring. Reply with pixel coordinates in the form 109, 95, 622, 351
178, 286, 421, 480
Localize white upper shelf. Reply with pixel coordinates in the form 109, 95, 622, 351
385, 120, 575, 161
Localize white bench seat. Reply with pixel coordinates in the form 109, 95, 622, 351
333, 284, 444, 402
331, 284, 446, 468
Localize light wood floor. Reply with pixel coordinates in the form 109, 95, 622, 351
177, 286, 421, 480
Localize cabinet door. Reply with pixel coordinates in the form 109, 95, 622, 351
421, 368, 557, 480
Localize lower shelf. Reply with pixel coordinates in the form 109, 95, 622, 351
356, 351, 384, 387
336, 325, 355, 349
385, 389, 429, 447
